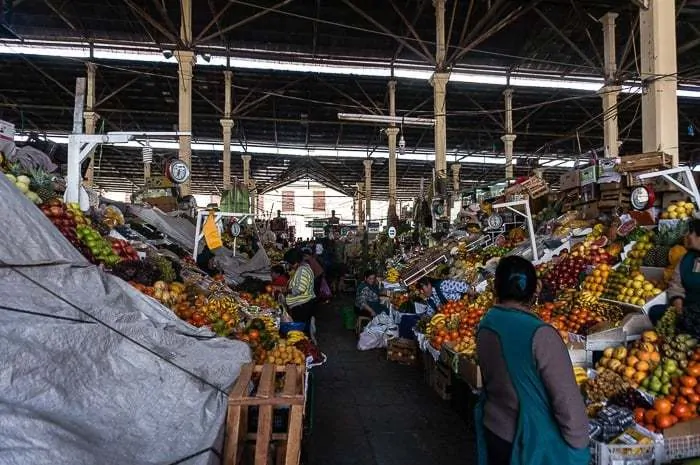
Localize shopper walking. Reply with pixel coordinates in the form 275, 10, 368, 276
475, 256, 589, 465
283, 249, 316, 335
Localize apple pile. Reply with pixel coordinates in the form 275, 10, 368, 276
108, 238, 139, 262
540, 254, 588, 291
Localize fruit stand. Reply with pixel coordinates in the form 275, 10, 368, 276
375, 163, 700, 464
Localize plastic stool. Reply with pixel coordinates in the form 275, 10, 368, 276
355, 315, 371, 336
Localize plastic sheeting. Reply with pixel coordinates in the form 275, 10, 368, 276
126, 204, 197, 252
0, 175, 252, 465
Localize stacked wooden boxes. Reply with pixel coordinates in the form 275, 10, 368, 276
386, 338, 418, 365
597, 182, 631, 212
559, 170, 580, 213
618, 152, 673, 186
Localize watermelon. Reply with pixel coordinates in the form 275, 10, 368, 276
591, 236, 608, 248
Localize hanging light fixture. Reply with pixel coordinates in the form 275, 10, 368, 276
398, 122, 406, 156
142, 140, 153, 164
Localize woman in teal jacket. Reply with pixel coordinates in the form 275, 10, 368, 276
475, 256, 589, 465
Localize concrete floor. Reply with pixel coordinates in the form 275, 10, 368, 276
306, 300, 476, 465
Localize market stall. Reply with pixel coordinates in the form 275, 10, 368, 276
1, 149, 326, 465
367, 160, 700, 464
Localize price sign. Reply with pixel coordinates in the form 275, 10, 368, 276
388, 226, 397, 239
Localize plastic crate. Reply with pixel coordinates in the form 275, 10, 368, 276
662, 434, 700, 462
590, 439, 660, 465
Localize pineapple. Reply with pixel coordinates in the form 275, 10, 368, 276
644, 222, 687, 267
28, 167, 56, 202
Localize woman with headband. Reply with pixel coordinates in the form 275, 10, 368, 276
475, 256, 589, 465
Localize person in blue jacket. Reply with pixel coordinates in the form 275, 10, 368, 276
416, 276, 471, 314
475, 256, 589, 465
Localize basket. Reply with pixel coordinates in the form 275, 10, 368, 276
662, 434, 700, 462
386, 337, 418, 365
590, 439, 661, 465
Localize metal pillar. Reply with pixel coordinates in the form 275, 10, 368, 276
221, 70, 234, 190
432, 0, 448, 183
363, 159, 373, 222
387, 79, 399, 224
640, 0, 679, 165
451, 163, 461, 218
501, 88, 516, 179
83, 62, 98, 186
242, 154, 251, 186
176, 0, 194, 194
357, 182, 365, 230
600, 12, 621, 157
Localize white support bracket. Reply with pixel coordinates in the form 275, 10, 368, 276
66, 131, 191, 206
193, 210, 253, 258
637, 166, 700, 209
631, 0, 649, 9
491, 199, 539, 261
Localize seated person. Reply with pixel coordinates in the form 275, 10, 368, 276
417, 276, 472, 315
355, 270, 389, 317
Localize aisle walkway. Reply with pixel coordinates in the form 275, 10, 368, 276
307, 300, 476, 465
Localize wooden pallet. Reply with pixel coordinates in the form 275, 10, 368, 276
618, 152, 673, 173
505, 176, 549, 199
224, 364, 306, 465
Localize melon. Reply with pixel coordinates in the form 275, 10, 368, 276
592, 236, 608, 248
669, 245, 687, 266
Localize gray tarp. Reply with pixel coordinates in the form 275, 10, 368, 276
0, 175, 252, 465
126, 204, 197, 252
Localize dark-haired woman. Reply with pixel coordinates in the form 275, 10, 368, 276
355, 270, 388, 317
475, 256, 589, 465
416, 276, 471, 314
282, 249, 316, 334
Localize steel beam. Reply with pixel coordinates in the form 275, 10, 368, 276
198, 0, 233, 43
342, 0, 433, 64
388, 0, 433, 63
95, 74, 142, 107
198, 0, 294, 44
534, 7, 598, 70
122, 0, 180, 44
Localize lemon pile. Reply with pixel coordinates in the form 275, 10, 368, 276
613, 272, 663, 306
266, 342, 306, 365
661, 201, 696, 220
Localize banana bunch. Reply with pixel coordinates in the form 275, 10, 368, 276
259, 315, 278, 331
425, 314, 447, 336
386, 268, 400, 283
286, 330, 307, 344
573, 366, 588, 386
453, 337, 476, 355
577, 291, 599, 305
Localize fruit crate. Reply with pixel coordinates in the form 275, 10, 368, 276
224, 364, 306, 465
618, 152, 673, 173
590, 439, 661, 465
386, 337, 418, 365
433, 361, 453, 401
662, 434, 700, 462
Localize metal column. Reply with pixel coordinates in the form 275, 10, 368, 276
640, 0, 679, 165
357, 182, 365, 230
363, 159, 373, 222
501, 88, 516, 179
83, 62, 99, 186
600, 12, 621, 157
176, 0, 194, 194
387, 79, 399, 225
432, 0, 448, 183
242, 154, 251, 186
221, 70, 234, 190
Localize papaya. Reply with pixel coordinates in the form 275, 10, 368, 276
669, 245, 687, 266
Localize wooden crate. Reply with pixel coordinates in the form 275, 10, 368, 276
433, 362, 453, 401
224, 364, 306, 465
618, 152, 673, 173
386, 338, 418, 365
597, 187, 631, 210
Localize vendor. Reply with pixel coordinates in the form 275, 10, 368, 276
355, 270, 388, 317
416, 276, 472, 314
667, 219, 700, 321
282, 249, 316, 334
196, 246, 221, 277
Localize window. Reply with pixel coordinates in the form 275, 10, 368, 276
313, 191, 326, 212
282, 191, 295, 212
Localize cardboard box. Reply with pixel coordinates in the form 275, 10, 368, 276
458, 358, 482, 390
580, 202, 599, 220
0, 119, 15, 142
560, 171, 580, 191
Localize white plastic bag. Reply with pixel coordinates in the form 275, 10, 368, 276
356, 314, 399, 351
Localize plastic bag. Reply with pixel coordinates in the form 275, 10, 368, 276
357, 314, 398, 351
